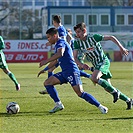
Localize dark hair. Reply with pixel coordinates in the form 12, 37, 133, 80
74, 22, 86, 31
46, 27, 58, 35
53, 15, 61, 23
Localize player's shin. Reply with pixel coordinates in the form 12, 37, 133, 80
45, 85, 60, 103
80, 92, 100, 107
97, 78, 117, 93
7, 72, 18, 85
97, 78, 120, 103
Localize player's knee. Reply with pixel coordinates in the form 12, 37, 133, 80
91, 76, 98, 83
44, 80, 49, 86
3, 68, 9, 74
44, 78, 54, 86
76, 91, 83, 97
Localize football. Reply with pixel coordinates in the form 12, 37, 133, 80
6, 102, 20, 114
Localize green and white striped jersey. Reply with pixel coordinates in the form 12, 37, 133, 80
74, 34, 107, 67
0, 36, 5, 54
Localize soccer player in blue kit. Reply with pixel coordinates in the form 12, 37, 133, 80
38, 27, 108, 114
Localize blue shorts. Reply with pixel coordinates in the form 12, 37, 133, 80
53, 71, 82, 86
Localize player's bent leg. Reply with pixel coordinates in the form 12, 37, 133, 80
3, 68, 20, 91
45, 84, 64, 113
117, 90, 133, 110
105, 78, 133, 110
97, 78, 120, 103
72, 85, 108, 114
39, 75, 60, 95
91, 71, 120, 103
106, 78, 133, 109
44, 76, 64, 113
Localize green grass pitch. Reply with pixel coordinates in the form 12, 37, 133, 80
0, 62, 133, 133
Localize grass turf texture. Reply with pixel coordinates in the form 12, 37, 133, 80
0, 62, 133, 133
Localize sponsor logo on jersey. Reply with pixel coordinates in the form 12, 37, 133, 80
87, 47, 94, 51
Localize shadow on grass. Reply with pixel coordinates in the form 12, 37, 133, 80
63, 116, 133, 121
0, 110, 76, 117
0, 111, 49, 117
0, 96, 45, 100
107, 117, 133, 120
0, 111, 133, 121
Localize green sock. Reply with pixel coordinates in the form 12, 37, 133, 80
98, 79, 130, 102
98, 78, 117, 93
8, 72, 18, 85
117, 90, 130, 102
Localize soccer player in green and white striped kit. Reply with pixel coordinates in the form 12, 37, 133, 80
73, 22, 132, 110
0, 36, 20, 91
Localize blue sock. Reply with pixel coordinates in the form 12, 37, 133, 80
45, 85, 60, 103
80, 71, 91, 78
48, 72, 54, 78
80, 92, 100, 107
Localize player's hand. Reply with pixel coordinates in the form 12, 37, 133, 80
81, 63, 90, 70
37, 70, 46, 77
39, 60, 47, 68
120, 47, 129, 56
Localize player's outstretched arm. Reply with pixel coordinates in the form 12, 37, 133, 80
39, 48, 63, 68
103, 35, 129, 56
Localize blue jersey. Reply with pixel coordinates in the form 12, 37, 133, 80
54, 38, 79, 73
57, 25, 75, 50
57, 25, 67, 39
70, 39, 74, 51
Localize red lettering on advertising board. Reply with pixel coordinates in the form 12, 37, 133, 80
5, 42, 11, 49
4, 52, 48, 63
5, 54, 14, 60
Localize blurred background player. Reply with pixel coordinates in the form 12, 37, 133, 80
0, 36, 20, 91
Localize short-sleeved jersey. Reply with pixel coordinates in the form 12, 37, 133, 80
74, 34, 107, 67
50, 25, 67, 53
54, 38, 79, 73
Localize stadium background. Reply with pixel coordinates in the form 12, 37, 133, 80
0, 0, 133, 62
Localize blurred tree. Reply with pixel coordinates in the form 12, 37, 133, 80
0, 0, 132, 39
0, 1, 41, 39
85, 0, 133, 6
0, 9, 9, 23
